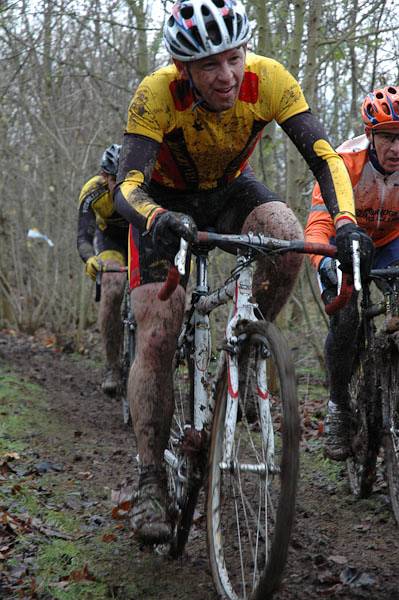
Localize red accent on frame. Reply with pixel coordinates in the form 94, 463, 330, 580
227, 360, 239, 398
257, 387, 270, 401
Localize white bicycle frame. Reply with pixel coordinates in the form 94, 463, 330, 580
168, 245, 275, 476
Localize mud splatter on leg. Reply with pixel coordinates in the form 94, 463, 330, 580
128, 285, 185, 466
98, 269, 125, 370
242, 202, 303, 321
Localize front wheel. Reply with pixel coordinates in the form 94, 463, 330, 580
382, 348, 399, 525
207, 321, 299, 600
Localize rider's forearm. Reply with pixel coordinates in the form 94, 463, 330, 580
304, 182, 336, 269
77, 207, 95, 263
116, 133, 164, 230
113, 187, 147, 231
281, 111, 356, 223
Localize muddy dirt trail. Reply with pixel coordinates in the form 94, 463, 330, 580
1, 328, 399, 600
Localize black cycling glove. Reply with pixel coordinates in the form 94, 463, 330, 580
335, 222, 374, 277
151, 210, 197, 260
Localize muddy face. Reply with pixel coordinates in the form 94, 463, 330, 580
186, 47, 246, 113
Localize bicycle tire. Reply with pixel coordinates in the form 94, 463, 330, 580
166, 343, 206, 559
120, 286, 135, 426
206, 320, 299, 600
346, 350, 380, 498
382, 345, 399, 525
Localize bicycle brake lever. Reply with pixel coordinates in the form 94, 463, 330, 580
352, 237, 361, 292
175, 238, 189, 276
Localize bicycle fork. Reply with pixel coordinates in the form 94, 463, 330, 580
220, 259, 276, 475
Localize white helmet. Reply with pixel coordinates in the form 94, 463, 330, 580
164, 0, 252, 62
100, 144, 121, 176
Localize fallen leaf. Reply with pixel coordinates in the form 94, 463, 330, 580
63, 563, 96, 582
78, 471, 93, 480
328, 555, 348, 565
0, 451, 21, 460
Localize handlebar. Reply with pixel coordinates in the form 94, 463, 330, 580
157, 232, 347, 307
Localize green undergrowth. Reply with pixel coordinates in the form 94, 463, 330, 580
0, 364, 199, 599
0, 366, 134, 599
301, 439, 347, 488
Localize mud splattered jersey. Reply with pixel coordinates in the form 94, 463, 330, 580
117, 53, 355, 230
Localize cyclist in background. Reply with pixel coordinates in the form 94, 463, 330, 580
305, 85, 399, 461
77, 143, 128, 396
114, 0, 373, 545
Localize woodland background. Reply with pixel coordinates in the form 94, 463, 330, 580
0, 0, 398, 362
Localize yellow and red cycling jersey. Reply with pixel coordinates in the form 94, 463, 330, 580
118, 53, 355, 230
305, 134, 399, 269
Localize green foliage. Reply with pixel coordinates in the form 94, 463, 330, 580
302, 441, 347, 488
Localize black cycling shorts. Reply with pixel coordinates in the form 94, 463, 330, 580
129, 168, 284, 289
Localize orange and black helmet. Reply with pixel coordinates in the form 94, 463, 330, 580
361, 86, 399, 130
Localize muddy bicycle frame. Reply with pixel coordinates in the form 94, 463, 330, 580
161, 231, 341, 600
163, 233, 300, 475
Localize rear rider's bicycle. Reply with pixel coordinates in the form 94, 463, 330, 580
346, 265, 399, 523
96, 266, 135, 425
162, 231, 337, 600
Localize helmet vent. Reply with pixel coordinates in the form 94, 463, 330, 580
207, 21, 222, 44
177, 31, 199, 52
181, 5, 194, 18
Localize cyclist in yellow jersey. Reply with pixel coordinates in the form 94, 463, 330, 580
77, 144, 128, 396
113, 0, 374, 545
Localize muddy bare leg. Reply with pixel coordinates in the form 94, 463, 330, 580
128, 284, 186, 466
242, 202, 304, 321
98, 264, 125, 394
128, 283, 185, 544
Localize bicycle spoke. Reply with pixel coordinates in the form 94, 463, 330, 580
207, 321, 299, 600
165, 345, 205, 558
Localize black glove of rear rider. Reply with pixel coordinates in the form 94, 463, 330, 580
335, 222, 374, 278
151, 210, 197, 261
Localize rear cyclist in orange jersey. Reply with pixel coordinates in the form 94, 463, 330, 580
305, 86, 399, 460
